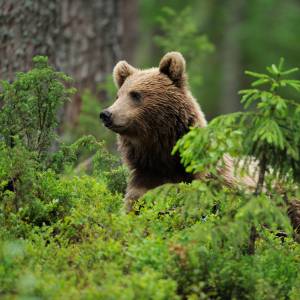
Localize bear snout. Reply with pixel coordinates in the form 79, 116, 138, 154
99, 110, 112, 127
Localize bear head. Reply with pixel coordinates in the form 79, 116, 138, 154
100, 52, 205, 141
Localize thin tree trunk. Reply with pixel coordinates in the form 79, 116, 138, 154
287, 200, 300, 242
255, 157, 267, 195
220, 0, 245, 114
248, 224, 257, 255
120, 0, 139, 64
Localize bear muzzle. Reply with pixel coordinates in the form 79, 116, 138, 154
99, 110, 113, 127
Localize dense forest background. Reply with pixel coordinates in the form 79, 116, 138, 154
2, 0, 300, 146
1, 1, 300, 299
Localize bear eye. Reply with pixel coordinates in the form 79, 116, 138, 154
129, 91, 142, 102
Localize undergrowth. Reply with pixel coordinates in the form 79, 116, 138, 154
0, 57, 299, 300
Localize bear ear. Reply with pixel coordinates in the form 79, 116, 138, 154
113, 60, 136, 88
159, 52, 186, 87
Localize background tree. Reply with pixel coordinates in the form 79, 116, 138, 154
138, 0, 300, 118
0, 0, 61, 79
0, 0, 138, 127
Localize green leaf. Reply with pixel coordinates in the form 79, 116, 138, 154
245, 70, 269, 79
252, 78, 270, 87
281, 68, 299, 75
271, 64, 279, 75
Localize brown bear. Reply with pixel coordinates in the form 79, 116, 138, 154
100, 52, 255, 211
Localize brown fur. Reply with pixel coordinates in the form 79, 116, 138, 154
103, 52, 254, 211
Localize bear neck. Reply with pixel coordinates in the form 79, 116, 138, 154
118, 124, 193, 188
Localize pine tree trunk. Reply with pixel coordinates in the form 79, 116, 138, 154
58, 0, 123, 125
0, 0, 137, 126
0, 0, 61, 79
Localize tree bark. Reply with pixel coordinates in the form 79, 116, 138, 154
58, 0, 123, 125
0, 0, 137, 126
0, 0, 61, 79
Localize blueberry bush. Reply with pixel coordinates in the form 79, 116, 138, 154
0, 57, 300, 300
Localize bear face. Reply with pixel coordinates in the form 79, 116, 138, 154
100, 52, 205, 140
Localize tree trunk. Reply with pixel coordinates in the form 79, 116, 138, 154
0, 0, 137, 126
219, 0, 245, 114
120, 0, 139, 64
58, 0, 123, 125
247, 224, 257, 255
0, 0, 61, 79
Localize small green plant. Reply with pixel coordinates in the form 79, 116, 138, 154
0, 57, 127, 231
67, 88, 117, 150
175, 58, 300, 192
0, 56, 76, 161
239, 59, 300, 191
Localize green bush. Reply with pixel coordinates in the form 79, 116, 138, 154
0, 56, 75, 161
175, 58, 300, 192
0, 57, 300, 300
0, 57, 127, 234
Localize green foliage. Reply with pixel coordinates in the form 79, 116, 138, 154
1, 180, 299, 300
66, 78, 117, 151
0, 57, 127, 233
0, 136, 127, 232
239, 59, 300, 182
92, 142, 128, 195
173, 119, 243, 178
175, 59, 300, 190
1, 58, 300, 300
0, 56, 75, 161
155, 6, 214, 91
169, 60, 300, 298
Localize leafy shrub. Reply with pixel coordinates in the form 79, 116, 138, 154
0, 56, 75, 161
0, 57, 127, 234
0, 57, 300, 300
175, 58, 300, 191
65, 87, 117, 150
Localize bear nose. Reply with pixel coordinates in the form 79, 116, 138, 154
99, 110, 112, 125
